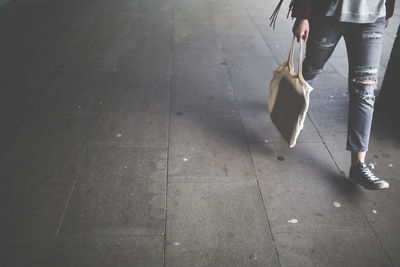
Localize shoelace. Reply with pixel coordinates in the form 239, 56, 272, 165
361, 164, 379, 182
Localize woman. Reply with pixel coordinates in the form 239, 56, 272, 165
292, 0, 395, 189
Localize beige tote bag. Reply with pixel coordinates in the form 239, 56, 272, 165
268, 37, 313, 148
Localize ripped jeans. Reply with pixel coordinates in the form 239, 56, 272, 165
304, 16, 386, 152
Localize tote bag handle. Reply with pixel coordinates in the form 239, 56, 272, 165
287, 37, 305, 80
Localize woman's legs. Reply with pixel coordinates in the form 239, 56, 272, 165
302, 16, 344, 81
343, 17, 388, 189
303, 16, 388, 189
344, 17, 386, 163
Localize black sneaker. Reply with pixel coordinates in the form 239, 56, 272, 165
349, 163, 389, 190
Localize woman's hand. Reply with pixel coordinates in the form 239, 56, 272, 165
293, 18, 309, 42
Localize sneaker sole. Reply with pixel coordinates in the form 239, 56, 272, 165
348, 177, 389, 190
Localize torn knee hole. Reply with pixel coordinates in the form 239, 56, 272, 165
359, 79, 376, 84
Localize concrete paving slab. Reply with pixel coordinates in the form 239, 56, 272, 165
242, 0, 276, 13
274, 231, 392, 267
59, 177, 165, 236
172, 43, 226, 74
309, 72, 348, 95
120, 32, 172, 58
330, 38, 348, 58
91, 5, 139, 26
168, 115, 256, 182
129, 15, 173, 43
355, 178, 400, 266
250, 10, 294, 41
174, 5, 213, 24
224, 56, 277, 104
219, 32, 273, 56
58, 145, 166, 235
308, 95, 348, 133
61, 44, 122, 72
0, 89, 38, 153
1, 182, 72, 267
174, 20, 218, 45
131, 0, 174, 18
329, 56, 349, 78
49, 231, 164, 267
208, 0, 247, 16
115, 55, 171, 89
1, 116, 88, 184
33, 71, 113, 115
171, 73, 237, 115
61, 23, 131, 72
165, 182, 279, 267
250, 142, 370, 233
318, 132, 350, 176
213, 14, 256, 34
241, 111, 321, 144
87, 87, 169, 147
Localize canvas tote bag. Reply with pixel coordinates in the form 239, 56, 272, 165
268, 37, 313, 148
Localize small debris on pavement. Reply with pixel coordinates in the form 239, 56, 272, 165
183, 158, 188, 162
288, 219, 298, 224
116, 133, 122, 138
333, 201, 341, 208
372, 210, 378, 214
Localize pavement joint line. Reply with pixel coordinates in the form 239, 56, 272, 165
272, 229, 374, 234
51, 143, 88, 259
84, 141, 169, 149
357, 197, 395, 266
210, 0, 281, 265
167, 180, 259, 184
163, 2, 176, 266
247, 140, 323, 144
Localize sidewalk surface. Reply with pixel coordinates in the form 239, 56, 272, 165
1, 0, 399, 266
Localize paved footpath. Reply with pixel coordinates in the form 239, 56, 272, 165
1, 0, 399, 266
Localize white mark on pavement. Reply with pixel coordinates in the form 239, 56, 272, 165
264, 140, 269, 143
116, 133, 122, 138
174, 242, 180, 246
333, 201, 341, 208
183, 158, 188, 162
99, 101, 103, 105
389, 163, 393, 167
124, 166, 128, 169
288, 219, 298, 224
372, 209, 378, 214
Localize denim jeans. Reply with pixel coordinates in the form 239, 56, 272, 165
303, 16, 386, 152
